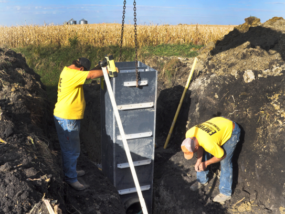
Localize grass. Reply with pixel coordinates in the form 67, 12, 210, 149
14, 43, 202, 105
140, 44, 202, 58
164, 58, 181, 83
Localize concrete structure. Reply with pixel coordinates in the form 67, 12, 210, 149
101, 61, 157, 213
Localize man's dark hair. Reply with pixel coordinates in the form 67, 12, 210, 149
72, 59, 83, 69
72, 58, 91, 71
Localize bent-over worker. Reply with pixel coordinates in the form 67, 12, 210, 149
53, 58, 116, 191
181, 116, 241, 203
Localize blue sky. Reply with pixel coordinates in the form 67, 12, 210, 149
0, 0, 284, 26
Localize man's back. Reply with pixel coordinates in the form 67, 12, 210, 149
186, 117, 233, 158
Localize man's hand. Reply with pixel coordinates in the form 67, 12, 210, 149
195, 159, 202, 172
107, 67, 119, 75
197, 155, 225, 171
198, 162, 207, 171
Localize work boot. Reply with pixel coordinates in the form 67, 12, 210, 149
213, 193, 231, 204
67, 180, 89, 191
190, 181, 208, 191
76, 170, 85, 177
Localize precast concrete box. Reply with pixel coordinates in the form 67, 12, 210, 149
100, 61, 157, 213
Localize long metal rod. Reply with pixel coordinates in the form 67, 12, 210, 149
164, 57, 198, 149
101, 67, 149, 214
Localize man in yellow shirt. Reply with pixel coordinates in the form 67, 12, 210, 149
54, 58, 114, 190
181, 117, 241, 204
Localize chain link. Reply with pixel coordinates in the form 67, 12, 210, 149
119, 0, 126, 62
133, 0, 139, 87
119, 0, 139, 87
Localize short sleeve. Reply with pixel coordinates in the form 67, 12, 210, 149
72, 70, 89, 86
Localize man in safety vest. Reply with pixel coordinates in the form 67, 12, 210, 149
53, 58, 117, 191
181, 116, 241, 204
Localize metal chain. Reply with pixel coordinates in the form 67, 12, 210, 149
119, 0, 127, 62
134, 0, 139, 87
119, 0, 139, 87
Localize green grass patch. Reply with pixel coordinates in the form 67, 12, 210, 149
140, 43, 202, 58
163, 58, 181, 83
13, 43, 202, 105
14, 44, 135, 104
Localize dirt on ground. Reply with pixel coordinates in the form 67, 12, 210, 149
0, 48, 125, 214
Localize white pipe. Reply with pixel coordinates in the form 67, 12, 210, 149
101, 67, 149, 214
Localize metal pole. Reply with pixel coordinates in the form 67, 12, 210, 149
101, 67, 149, 214
164, 57, 198, 149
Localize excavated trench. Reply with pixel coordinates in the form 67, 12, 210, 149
82, 17, 285, 214
2, 16, 285, 214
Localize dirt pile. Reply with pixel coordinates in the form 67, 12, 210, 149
152, 17, 285, 214
0, 48, 125, 214
263, 17, 285, 27
198, 16, 285, 77
0, 48, 63, 214
235, 17, 261, 33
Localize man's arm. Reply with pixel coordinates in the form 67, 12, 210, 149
205, 155, 225, 167
86, 67, 119, 80
198, 154, 226, 171
195, 147, 204, 171
86, 69, 104, 80
196, 146, 204, 159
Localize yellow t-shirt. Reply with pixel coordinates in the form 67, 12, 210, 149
54, 67, 89, 119
186, 117, 233, 158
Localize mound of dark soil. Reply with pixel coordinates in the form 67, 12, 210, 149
152, 17, 285, 214
0, 48, 63, 214
199, 16, 285, 77
0, 48, 125, 214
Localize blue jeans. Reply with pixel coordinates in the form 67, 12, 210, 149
54, 116, 81, 183
197, 122, 241, 196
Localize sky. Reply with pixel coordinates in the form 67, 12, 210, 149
0, 0, 284, 26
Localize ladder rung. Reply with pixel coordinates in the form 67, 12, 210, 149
117, 131, 152, 140
117, 159, 151, 169
124, 80, 148, 87
120, 67, 149, 73
118, 185, 151, 195
117, 102, 153, 110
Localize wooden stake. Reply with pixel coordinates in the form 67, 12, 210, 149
0, 138, 7, 144
164, 57, 198, 149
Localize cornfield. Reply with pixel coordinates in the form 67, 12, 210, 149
0, 23, 235, 48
